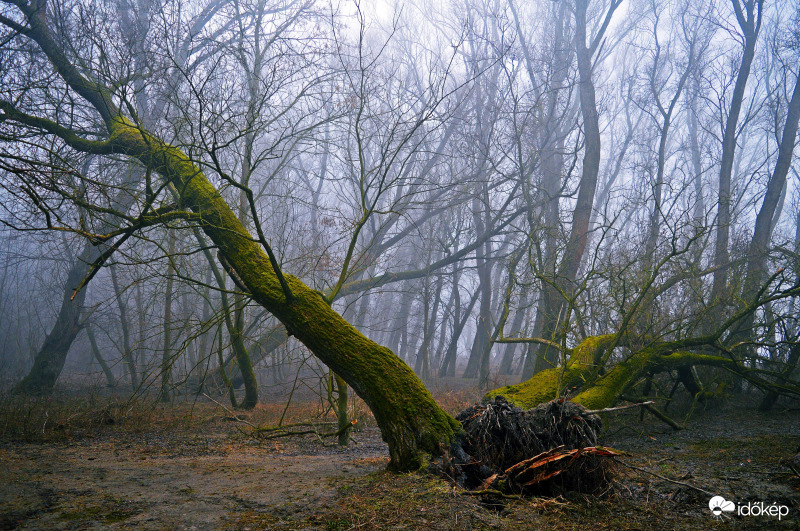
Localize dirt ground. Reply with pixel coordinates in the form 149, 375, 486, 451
0, 392, 799, 530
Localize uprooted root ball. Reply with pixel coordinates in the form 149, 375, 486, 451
439, 396, 616, 496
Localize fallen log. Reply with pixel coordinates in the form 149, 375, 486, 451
488, 334, 800, 412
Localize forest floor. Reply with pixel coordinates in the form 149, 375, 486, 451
0, 385, 798, 530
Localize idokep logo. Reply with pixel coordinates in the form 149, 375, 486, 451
708, 495, 790, 521
708, 496, 735, 516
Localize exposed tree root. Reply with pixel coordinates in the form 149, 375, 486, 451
434, 397, 618, 497
480, 445, 619, 496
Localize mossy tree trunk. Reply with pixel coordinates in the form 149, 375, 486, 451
2, 0, 462, 464
489, 333, 800, 411
111, 119, 460, 468
490, 335, 617, 408
7, 110, 455, 464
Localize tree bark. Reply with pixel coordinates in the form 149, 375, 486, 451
2, 0, 461, 458
160, 232, 177, 402
11, 249, 89, 395
96, 117, 462, 470
530, 0, 617, 376
523, 0, 571, 378
491, 335, 617, 408
498, 288, 531, 375
730, 68, 800, 342
463, 197, 494, 378
490, 333, 799, 411
193, 227, 259, 409
87, 326, 116, 388
110, 264, 139, 390
708, 0, 764, 319
439, 288, 480, 378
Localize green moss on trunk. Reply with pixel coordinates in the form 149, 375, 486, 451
486, 335, 616, 408
485, 335, 741, 411
571, 347, 655, 409
109, 118, 460, 470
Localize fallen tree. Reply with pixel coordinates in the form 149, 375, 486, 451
489, 332, 800, 413
488, 262, 800, 413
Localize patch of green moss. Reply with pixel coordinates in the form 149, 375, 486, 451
489, 369, 562, 408
571, 334, 617, 367
325, 518, 350, 531
573, 347, 654, 409
487, 335, 617, 409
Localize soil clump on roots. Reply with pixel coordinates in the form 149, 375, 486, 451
438, 396, 617, 497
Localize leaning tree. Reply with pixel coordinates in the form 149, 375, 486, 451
0, 0, 465, 470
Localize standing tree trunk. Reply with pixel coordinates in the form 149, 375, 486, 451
330, 372, 350, 446
463, 196, 494, 378
9, 0, 220, 396
193, 227, 259, 410
708, 0, 764, 320
11, 249, 89, 395
12, 178, 141, 395
87, 326, 116, 388
640, 18, 699, 395
498, 288, 531, 375
387, 286, 414, 361
439, 289, 481, 378
529, 0, 620, 376
110, 264, 139, 390
730, 68, 800, 342
160, 232, 177, 402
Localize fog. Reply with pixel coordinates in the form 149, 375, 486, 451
0, 0, 798, 414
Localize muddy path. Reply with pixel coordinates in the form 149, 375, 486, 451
0, 422, 389, 529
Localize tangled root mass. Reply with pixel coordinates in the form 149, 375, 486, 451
438, 396, 615, 496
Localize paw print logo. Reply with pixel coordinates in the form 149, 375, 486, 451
709, 496, 735, 516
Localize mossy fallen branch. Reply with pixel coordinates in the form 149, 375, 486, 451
487, 334, 617, 408
489, 334, 800, 412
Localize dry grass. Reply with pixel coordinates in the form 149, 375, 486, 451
0, 393, 159, 442
426, 379, 486, 415
0, 378, 483, 445
0, 388, 379, 444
